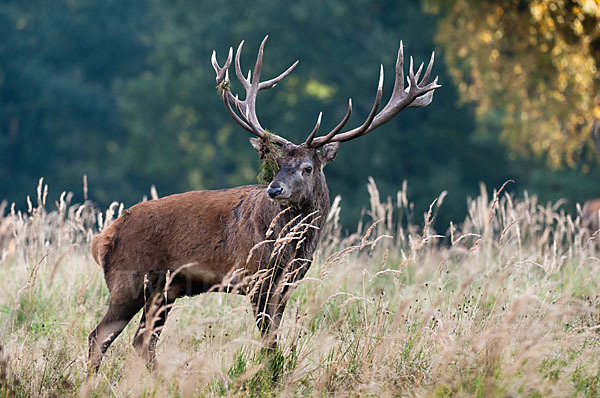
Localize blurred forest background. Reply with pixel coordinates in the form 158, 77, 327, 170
1, 0, 599, 228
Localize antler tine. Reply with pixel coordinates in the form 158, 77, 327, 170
414, 61, 424, 82
260, 60, 299, 90
211, 47, 233, 84
307, 99, 353, 147
422, 51, 435, 85
305, 112, 323, 147
251, 36, 268, 91
391, 41, 405, 99
408, 56, 416, 89
234, 41, 251, 90
244, 36, 268, 129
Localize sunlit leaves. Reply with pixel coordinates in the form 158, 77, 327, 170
428, 0, 600, 167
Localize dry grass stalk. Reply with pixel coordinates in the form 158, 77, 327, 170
1, 180, 600, 397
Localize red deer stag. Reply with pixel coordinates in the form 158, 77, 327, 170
87, 36, 440, 373
582, 119, 600, 232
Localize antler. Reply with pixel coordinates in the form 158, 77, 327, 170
211, 35, 298, 146
306, 41, 441, 148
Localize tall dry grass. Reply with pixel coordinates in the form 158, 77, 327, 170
1, 178, 600, 397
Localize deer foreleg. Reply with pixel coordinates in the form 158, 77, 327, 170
249, 259, 312, 348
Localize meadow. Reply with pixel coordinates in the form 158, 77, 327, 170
1, 178, 600, 397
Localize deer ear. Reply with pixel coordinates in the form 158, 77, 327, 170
318, 142, 340, 165
250, 138, 266, 158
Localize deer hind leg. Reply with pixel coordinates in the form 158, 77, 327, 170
88, 297, 143, 375
131, 297, 174, 370
131, 274, 179, 370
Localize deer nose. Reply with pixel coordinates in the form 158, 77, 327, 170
267, 186, 284, 198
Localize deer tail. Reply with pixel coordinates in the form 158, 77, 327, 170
91, 233, 113, 268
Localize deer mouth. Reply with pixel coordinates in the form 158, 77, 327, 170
267, 193, 291, 204
267, 194, 292, 207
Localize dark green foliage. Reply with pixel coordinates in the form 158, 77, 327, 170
1, 0, 599, 228
0, 0, 153, 206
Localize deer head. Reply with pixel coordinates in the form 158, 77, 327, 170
211, 36, 440, 207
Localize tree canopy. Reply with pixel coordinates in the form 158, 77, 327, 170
1, 0, 600, 229
428, 0, 600, 167
0, 0, 152, 203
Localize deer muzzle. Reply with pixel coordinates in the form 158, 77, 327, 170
267, 185, 284, 199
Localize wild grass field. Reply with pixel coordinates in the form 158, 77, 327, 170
1, 178, 600, 397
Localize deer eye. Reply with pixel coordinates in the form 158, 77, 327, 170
303, 166, 313, 174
